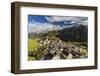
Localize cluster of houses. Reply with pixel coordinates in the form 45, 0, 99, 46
36, 36, 83, 60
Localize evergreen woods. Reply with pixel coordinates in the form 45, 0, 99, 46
28, 25, 88, 61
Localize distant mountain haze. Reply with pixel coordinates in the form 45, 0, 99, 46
28, 15, 88, 34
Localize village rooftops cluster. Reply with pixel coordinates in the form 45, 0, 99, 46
35, 36, 87, 60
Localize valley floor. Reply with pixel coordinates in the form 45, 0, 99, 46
28, 36, 88, 61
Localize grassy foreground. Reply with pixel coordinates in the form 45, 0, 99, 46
28, 36, 88, 61
28, 38, 39, 52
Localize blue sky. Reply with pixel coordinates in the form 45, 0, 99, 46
28, 15, 48, 23
28, 15, 88, 33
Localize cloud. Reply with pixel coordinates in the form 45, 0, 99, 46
45, 16, 88, 25
78, 20, 88, 25
28, 21, 61, 33
45, 17, 54, 23
45, 16, 73, 22
29, 16, 88, 33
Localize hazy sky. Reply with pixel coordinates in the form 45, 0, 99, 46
28, 15, 88, 33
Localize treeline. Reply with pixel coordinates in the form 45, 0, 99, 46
29, 25, 88, 42
57, 25, 88, 42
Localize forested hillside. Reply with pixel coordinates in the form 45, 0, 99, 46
28, 25, 88, 61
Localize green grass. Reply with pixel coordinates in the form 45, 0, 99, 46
28, 38, 39, 52
28, 38, 40, 61
28, 38, 46, 61
28, 56, 36, 61
28, 37, 88, 60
